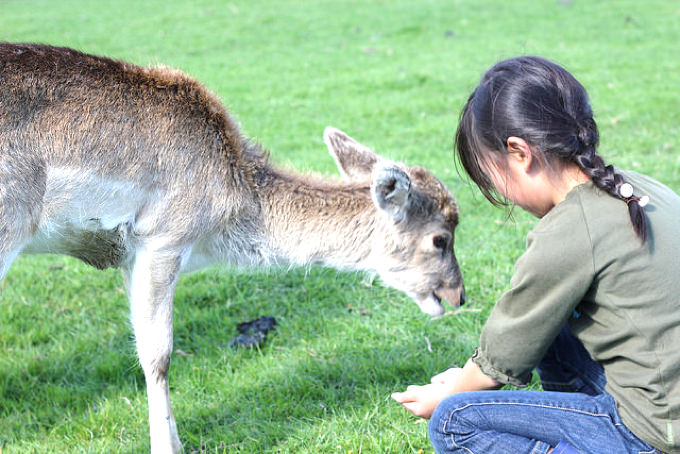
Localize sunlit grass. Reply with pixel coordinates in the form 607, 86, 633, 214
1, 0, 679, 452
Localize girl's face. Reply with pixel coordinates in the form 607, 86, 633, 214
481, 138, 585, 218
483, 157, 554, 218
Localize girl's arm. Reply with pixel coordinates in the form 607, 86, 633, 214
391, 357, 502, 419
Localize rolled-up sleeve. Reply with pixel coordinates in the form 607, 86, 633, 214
472, 199, 595, 386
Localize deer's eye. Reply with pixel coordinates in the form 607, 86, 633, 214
432, 235, 449, 251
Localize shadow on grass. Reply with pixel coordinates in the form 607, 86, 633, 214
171, 268, 472, 452
175, 341, 440, 453
1, 266, 475, 452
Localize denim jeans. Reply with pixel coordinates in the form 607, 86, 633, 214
428, 325, 662, 453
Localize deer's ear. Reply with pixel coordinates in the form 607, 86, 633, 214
324, 126, 379, 181
371, 161, 411, 222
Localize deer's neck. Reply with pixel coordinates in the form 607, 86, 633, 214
258, 167, 379, 270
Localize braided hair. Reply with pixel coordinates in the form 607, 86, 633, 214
456, 56, 648, 242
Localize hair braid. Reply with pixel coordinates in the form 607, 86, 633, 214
572, 122, 648, 243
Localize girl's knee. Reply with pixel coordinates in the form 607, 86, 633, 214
428, 394, 479, 450
429, 401, 454, 453
428, 394, 474, 439
428, 402, 446, 439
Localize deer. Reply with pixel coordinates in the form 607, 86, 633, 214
0, 43, 464, 453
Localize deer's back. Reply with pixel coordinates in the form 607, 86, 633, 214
0, 42, 258, 187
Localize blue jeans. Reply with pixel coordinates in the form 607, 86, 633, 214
428, 325, 662, 453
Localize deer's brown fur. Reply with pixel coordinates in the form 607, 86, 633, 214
0, 43, 463, 453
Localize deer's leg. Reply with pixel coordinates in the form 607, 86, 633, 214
0, 159, 45, 281
123, 242, 188, 454
0, 246, 24, 286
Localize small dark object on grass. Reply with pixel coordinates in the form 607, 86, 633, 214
230, 316, 277, 348
237, 316, 277, 335
229, 331, 266, 348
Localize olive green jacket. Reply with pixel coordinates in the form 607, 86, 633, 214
472, 171, 680, 453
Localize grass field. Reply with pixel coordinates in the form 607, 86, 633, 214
1, 1, 679, 452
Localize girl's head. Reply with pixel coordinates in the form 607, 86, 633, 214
456, 56, 647, 242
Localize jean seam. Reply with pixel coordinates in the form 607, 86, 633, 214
450, 401, 614, 420
444, 419, 475, 454
530, 441, 552, 454
450, 436, 476, 454
614, 421, 660, 453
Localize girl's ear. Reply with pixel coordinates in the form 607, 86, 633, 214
506, 136, 533, 173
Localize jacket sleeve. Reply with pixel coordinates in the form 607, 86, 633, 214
472, 200, 595, 386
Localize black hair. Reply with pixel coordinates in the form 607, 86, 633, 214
455, 56, 648, 242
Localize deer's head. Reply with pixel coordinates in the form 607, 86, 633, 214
324, 127, 465, 316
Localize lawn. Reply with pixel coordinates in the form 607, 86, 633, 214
1, 0, 679, 452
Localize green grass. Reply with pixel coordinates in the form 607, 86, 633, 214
1, 0, 679, 452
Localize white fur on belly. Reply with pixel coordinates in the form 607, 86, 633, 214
23, 166, 151, 255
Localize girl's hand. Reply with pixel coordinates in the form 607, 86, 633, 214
430, 367, 463, 385
391, 368, 462, 419
392, 360, 502, 419
391, 382, 452, 419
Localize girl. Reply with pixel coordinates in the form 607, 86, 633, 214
392, 56, 680, 454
